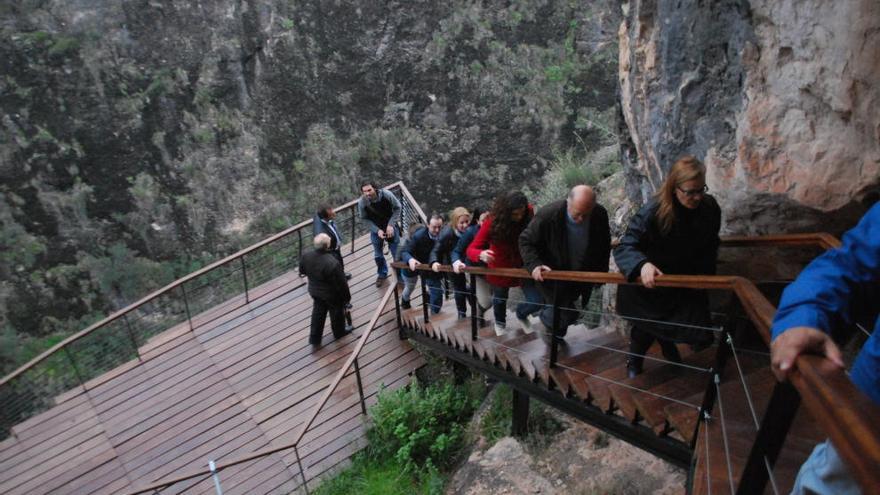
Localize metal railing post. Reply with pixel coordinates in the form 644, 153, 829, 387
420, 273, 430, 324
239, 256, 250, 303
63, 347, 86, 392
295, 445, 310, 495
469, 273, 478, 341
297, 229, 303, 262
353, 358, 367, 415
736, 382, 801, 494
549, 283, 561, 368
180, 283, 194, 331
122, 314, 142, 362
208, 460, 223, 495
350, 207, 356, 254
691, 300, 737, 448
393, 283, 404, 339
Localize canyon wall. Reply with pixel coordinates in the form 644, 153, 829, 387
618, 0, 880, 235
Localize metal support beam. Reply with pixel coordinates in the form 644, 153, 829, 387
512, 388, 530, 437
735, 382, 801, 495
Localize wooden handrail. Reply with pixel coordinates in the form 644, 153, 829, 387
0, 182, 411, 388
396, 260, 880, 492
720, 232, 842, 250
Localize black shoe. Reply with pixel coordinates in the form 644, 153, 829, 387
661, 343, 683, 364
335, 325, 354, 339
375, 276, 388, 288
626, 357, 643, 379
345, 303, 353, 310
345, 272, 353, 280
457, 311, 467, 319
401, 300, 411, 310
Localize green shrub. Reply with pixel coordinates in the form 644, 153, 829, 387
367, 379, 482, 475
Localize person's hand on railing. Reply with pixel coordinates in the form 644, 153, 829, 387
452, 260, 466, 274
408, 258, 419, 271
479, 249, 495, 264
531, 265, 551, 282
770, 326, 845, 381
431, 262, 442, 272
639, 262, 663, 288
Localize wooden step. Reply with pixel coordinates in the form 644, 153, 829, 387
608, 347, 717, 426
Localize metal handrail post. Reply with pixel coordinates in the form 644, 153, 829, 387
122, 313, 142, 362
691, 298, 737, 449
63, 347, 86, 392
180, 283, 194, 331
420, 274, 430, 324
208, 460, 223, 495
350, 207, 356, 254
736, 382, 801, 494
469, 273, 478, 341
353, 358, 367, 415
239, 257, 250, 303
295, 445, 310, 495
393, 283, 404, 339
297, 229, 303, 262
549, 283, 561, 368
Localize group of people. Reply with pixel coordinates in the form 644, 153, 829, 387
298, 160, 878, 493
365, 157, 721, 381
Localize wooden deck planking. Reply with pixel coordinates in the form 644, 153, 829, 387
0, 234, 423, 494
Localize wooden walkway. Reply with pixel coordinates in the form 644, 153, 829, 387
0, 236, 424, 494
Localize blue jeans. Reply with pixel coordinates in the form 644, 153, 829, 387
401, 271, 443, 314
791, 439, 859, 495
370, 226, 400, 278
450, 273, 469, 316
492, 283, 543, 327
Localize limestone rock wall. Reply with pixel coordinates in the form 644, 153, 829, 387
619, 0, 880, 235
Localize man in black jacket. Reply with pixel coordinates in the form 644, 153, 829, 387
519, 185, 611, 342
299, 233, 354, 347
313, 204, 352, 280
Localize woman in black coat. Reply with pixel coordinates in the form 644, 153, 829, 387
613, 156, 721, 377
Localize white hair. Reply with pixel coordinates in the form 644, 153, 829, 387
314, 233, 332, 249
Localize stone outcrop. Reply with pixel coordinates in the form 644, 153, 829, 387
618, 0, 880, 234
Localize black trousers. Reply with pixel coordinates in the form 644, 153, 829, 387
310, 296, 347, 345
331, 249, 345, 270
629, 325, 681, 364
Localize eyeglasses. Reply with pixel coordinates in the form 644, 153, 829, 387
677, 185, 708, 197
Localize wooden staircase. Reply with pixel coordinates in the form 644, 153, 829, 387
399, 294, 824, 494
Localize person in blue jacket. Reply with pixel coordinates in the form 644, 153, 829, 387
399, 214, 444, 313
771, 201, 880, 495
452, 209, 490, 318
429, 207, 472, 318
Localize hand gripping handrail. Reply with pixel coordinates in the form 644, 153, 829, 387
395, 261, 880, 492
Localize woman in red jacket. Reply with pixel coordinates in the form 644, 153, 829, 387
467, 191, 542, 334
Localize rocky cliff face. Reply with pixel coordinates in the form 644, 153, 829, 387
0, 2, 620, 364
618, 0, 880, 234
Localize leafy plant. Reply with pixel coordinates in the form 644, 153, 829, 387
367, 379, 482, 475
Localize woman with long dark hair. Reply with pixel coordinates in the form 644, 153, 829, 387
467, 191, 542, 334
614, 156, 721, 377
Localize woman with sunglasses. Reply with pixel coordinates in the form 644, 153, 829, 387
613, 155, 721, 377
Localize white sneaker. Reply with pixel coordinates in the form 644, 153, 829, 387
516, 315, 533, 334
494, 322, 506, 336
528, 314, 547, 333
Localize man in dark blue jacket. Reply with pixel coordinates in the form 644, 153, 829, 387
313, 204, 351, 280
400, 215, 443, 313
771, 202, 880, 494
